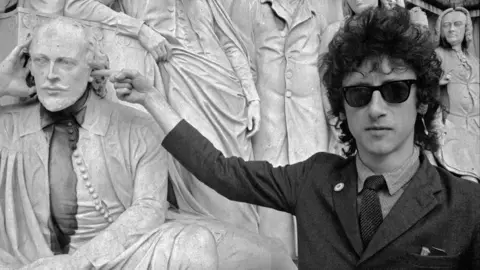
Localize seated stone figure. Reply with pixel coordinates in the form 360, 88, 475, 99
0, 17, 294, 270
0, 17, 217, 270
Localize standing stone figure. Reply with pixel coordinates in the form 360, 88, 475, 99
223, 0, 344, 258
434, 7, 479, 182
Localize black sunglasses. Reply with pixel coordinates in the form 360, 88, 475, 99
342, 80, 417, 108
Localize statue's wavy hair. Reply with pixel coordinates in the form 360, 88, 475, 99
29, 17, 109, 97
434, 7, 475, 55
320, 7, 443, 157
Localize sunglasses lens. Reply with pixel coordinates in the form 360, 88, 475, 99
345, 87, 372, 107
381, 81, 411, 103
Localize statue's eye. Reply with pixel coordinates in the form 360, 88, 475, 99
58, 59, 76, 67
33, 57, 48, 66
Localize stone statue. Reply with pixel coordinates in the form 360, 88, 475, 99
433, 7, 479, 182
0, 18, 217, 269
3, 0, 263, 234
0, 18, 296, 270
222, 0, 343, 259
56, 0, 264, 235
409, 6, 429, 29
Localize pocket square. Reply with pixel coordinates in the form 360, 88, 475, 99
420, 246, 447, 256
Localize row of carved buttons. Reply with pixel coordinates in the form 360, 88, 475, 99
73, 149, 113, 223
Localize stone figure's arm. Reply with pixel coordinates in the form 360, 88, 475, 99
74, 121, 169, 269
214, 21, 259, 103
64, 0, 144, 38
222, 0, 258, 82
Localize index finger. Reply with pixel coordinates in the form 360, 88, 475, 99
108, 69, 140, 82
91, 69, 119, 77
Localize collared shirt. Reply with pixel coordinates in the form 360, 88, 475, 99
356, 147, 420, 218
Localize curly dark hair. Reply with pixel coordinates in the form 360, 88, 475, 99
320, 7, 443, 157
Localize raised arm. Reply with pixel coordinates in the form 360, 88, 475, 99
74, 120, 169, 268
108, 69, 316, 214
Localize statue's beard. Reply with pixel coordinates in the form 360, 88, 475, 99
37, 89, 86, 112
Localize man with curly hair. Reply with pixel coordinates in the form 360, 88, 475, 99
110, 7, 480, 269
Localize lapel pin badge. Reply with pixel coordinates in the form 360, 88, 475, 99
334, 183, 344, 192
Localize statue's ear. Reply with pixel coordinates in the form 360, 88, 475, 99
88, 69, 94, 82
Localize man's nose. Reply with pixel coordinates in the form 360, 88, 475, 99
46, 62, 60, 81
367, 91, 387, 119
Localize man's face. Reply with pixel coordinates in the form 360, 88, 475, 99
342, 57, 418, 158
29, 23, 91, 112
347, 0, 378, 14
441, 11, 467, 47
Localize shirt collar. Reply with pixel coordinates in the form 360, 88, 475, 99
356, 147, 420, 195
40, 89, 89, 129
19, 90, 112, 137
259, 0, 316, 16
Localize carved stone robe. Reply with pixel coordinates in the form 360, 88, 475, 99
57, 0, 261, 232
0, 94, 178, 269
0, 94, 297, 270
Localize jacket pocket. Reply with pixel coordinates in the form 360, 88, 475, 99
405, 252, 461, 269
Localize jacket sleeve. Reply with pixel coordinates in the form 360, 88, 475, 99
162, 120, 318, 214
75, 119, 168, 268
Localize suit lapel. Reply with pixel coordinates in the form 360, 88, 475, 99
332, 158, 363, 256
359, 156, 443, 263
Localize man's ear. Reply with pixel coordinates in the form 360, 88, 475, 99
417, 103, 428, 115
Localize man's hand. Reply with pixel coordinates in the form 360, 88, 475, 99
246, 100, 260, 138
0, 39, 36, 98
107, 68, 182, 134
138, 24, 172, 62
107, 69, 160, 105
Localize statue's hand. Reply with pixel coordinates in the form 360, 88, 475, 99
138, 24, 172, 62
108, 69, 160, 105
246, 100, 261, 139
0, 39, 36, 98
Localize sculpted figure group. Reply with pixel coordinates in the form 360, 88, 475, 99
433, 7, 479, 183
0, 1, 479, 269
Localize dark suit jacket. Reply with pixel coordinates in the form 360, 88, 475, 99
163, 120, 480, 269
